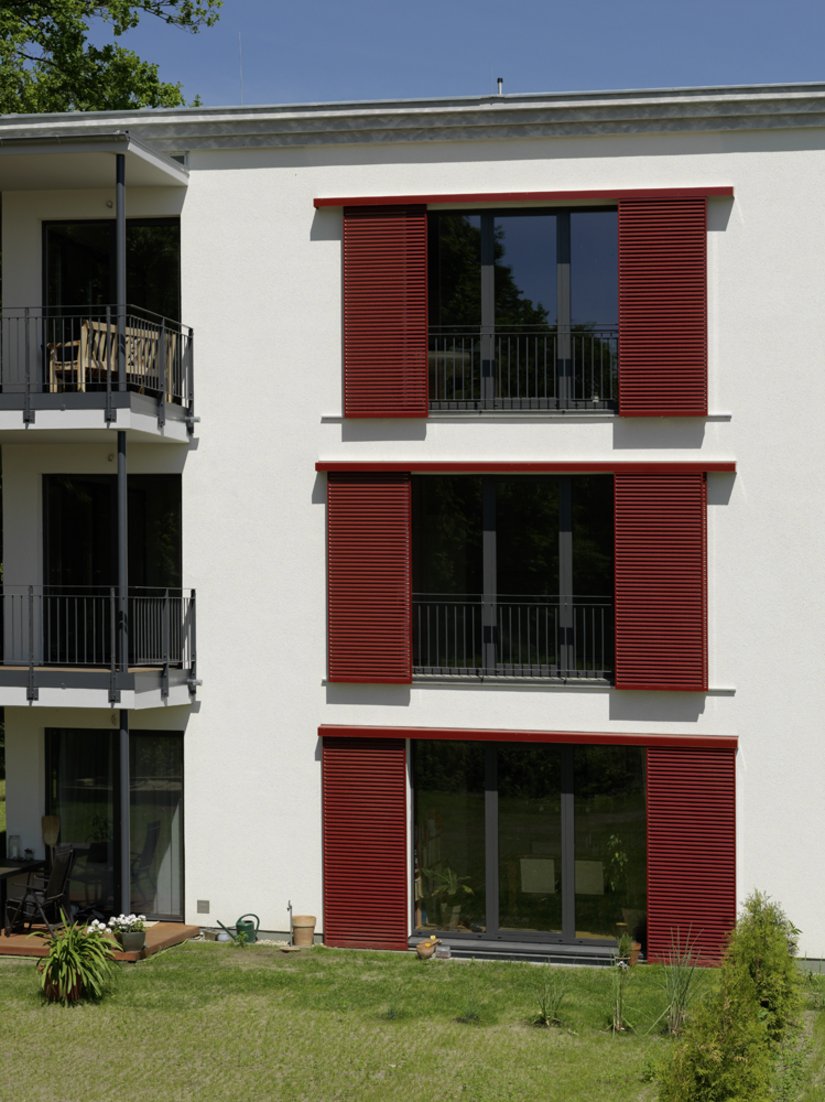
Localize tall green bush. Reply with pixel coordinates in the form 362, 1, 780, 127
658, 966, 773, 1102
724, 891, 801, 1046
658, 891, 802, 1102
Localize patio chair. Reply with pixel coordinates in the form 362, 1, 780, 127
131, 821, 161, 905
5, 846, 75, 936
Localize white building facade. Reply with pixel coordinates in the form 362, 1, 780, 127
1, 83, 823, 961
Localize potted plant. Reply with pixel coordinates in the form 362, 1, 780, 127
106, 913, 147, 952
424, 865, 474, 929
39, 914, 115, 1004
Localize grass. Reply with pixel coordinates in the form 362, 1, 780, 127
0, 942, 822, 1102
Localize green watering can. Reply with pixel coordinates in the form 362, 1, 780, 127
235, 914, 260, 943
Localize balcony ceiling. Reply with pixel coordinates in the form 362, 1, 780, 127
0, 133, 187, 190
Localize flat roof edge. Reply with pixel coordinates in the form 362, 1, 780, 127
0, 131, 188, 185
1, 83, 825, 152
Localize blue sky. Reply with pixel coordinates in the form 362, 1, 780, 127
108, 0, 825, 107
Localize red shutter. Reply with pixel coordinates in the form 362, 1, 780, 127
614, 473, 707, 691
322, 737, 408, 949
327, 471, 412, 683
618, 196, 707, 416
647, 745, 736, 964
343, 205, 428, 418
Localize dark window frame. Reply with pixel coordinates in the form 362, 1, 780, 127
412, 740, 646, 948
412, 474, 614, 680
42, 217, 182, 322
45, 727, 185, 922
428, 207, 618, 411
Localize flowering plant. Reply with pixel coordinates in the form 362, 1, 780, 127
107, 913, 146, 934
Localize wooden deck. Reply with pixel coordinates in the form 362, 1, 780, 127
0, 921, 200, 962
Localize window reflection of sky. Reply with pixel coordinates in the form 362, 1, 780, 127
495, 211, 617, 327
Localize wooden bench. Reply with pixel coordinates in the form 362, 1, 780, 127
48, 319, 177, 401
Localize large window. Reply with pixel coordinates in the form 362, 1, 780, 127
412, 475, 613, 679
414, 741, 646, 945
428, 210, 618, 410
46, 728, 184, 920
44, 219, 181, 321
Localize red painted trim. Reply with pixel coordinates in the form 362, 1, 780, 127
315, 186, 734, 208
316, 460, 736, 474
318, 725, 738, 751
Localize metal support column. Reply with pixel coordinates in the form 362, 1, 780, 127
482, 478, 497, 675
115, 708, 131, 915
116, 152, 126, 394
556, 213, 572, 410
480, 215, 496, 407
558, 477, 574, 677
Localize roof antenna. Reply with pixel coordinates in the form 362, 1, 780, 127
238, 32, 245, 105
497, 76, 503, 96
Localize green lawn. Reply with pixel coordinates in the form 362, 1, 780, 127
0, 942, 822, 1102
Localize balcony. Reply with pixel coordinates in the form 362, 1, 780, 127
413, 595, 613, 680
0, 585, 197, 705
0, 306, 194, 436
428, 326, 618, 412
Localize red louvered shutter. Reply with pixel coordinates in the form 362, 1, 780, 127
327, 471, 412, 683
647, 745, 736, 964
343, 205, 428, 418
614, 473, 707, 691
322, 737, 408, 949
618, 197, 707, 416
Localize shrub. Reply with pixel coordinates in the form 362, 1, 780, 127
658, 966, 773, 1102
658, 891, 802, 1101
724, 891, 801, 1046
39, 915, 116, 1005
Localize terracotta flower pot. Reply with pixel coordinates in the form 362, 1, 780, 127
416, 940, 437, 959
291, 915, 316, 948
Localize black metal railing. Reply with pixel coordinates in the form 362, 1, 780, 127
0, 585, 196, 672
428, 325, 618, 411
413, 595, 613, 679
0, 305, 194, 414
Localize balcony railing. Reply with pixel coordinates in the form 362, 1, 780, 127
0, 585, 196, 674
0, 306, 194, 426
428, 325, 618, 411
413, 595, 613, 680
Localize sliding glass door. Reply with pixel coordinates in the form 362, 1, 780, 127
413, 741, 646, 946
46, 728, 184, 920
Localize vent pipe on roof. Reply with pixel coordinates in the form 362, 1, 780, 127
497, 76, 503, 96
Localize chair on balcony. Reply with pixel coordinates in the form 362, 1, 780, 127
5, 846, 75, 936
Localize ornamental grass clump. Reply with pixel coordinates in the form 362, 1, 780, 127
39, 913, 116, 1005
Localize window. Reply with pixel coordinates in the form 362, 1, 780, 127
428, 210, 617, 410
325, 466, 709, 691
412, 475, 614, 679
44, 219, 181, 321
413, 740, 646, 944
46, 728, 184, 920
341, 195, 711, 418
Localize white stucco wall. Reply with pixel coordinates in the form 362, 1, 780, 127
4, 117, 825, 951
